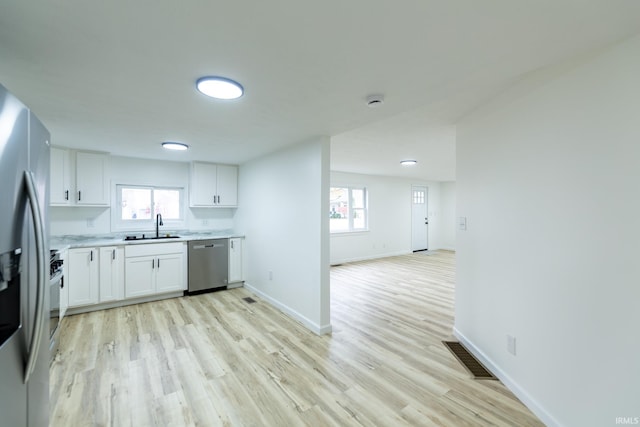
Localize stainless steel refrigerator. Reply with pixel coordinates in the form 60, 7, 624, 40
0, 83, 50, 426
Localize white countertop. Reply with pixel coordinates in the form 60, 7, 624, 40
51, 230, 244, 251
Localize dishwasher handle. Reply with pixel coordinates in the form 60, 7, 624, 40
192, 243, 225, 249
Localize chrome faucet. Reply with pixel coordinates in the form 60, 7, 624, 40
156, 213, 163, 238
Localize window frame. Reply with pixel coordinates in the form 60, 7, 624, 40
329, 185, 369, 234
113, 184, 185, 231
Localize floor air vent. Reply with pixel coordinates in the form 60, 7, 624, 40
242, 297, 257, 304
443, 341, 497, 380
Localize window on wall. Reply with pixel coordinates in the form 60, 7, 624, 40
330, 186, 368, 233
115, 185, 184, 230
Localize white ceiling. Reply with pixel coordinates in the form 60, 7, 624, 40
2, 1, 639, 181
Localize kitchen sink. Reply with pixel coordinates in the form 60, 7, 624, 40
124, 235, 181, 241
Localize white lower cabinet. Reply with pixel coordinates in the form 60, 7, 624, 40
125, 242, 186, 298
228, 238, 243, 284
68, 246, 124, 308
156, 253, 186, 293
124, 256, 156, 298
67, 248, 99, 308
59, 249, 69, 319
99, 246, 124, 302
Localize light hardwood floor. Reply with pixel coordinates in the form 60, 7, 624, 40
50, 251, 543, 426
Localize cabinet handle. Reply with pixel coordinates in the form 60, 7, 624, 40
217, 195, 220, 204
112, 249, 116, 260
64, 190, 69, 201
231, 240, 234, 249
152, 259, 155, 269
90, 250, 93, 262
157, 258, 160, 268
78, 190, 81, 201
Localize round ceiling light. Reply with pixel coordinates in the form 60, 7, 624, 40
196, 76, 244, 100
400, 159, 417, 166
162, 142, 189, 151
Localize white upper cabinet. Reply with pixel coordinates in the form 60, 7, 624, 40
190, 162, 238, 207
76, 151, 109, 206
50, 147, 72, 205
190, 161, 217, 206
50, 148, 109, 207
215, 164, 238, 207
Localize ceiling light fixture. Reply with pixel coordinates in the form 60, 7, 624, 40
196, 76, 244, 100
162, 142, 189, 151
400, 159, 417, 166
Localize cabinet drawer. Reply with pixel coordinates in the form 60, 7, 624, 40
125, 242, 184, 257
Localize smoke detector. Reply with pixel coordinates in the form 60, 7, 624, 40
366, 94, 384, 108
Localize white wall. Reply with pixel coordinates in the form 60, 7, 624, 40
235, 137, 331, 334
329, 171, 447, 265
456, 35, 640, 427
440, 181, 456, 250
50, 155, 235, 235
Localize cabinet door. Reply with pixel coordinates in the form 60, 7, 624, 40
124, 256, 155, 298
59, 250, 69, 318
155, 253, 185, 293
190, 162, 217, 207
50, 147, 71, 205
228, 238, 243, 283
216, 164, 238, 207
76, 151, 109, 206
67, 248, 99, 307
99, 246, 124, 302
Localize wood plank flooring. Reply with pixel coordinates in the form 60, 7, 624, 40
50, 250, 543, 426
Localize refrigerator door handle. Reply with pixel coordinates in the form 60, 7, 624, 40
23, 170, 47, 384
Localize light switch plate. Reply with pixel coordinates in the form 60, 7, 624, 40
458, 216, 467, 231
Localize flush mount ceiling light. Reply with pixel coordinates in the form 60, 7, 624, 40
400, 159, 417, 166
162, 142, 189, 151
196, 76, 244, 100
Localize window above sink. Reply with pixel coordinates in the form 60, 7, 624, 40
113, 184, 185, 232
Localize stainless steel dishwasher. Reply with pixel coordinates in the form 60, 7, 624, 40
187, 239, 228, 294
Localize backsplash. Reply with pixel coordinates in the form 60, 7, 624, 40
50, 206, 236, 236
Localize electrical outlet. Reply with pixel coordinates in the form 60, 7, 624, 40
202, 219, 208, 226
507, 335, 517, 355
86, 218, 95, 228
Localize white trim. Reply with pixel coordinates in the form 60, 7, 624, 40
329, 185, 368, 234
453, 327, 563, 427
112, 184, 186, 232
244, 282, 332, 335
330, 250, 412, 266
65, 291, 184, 316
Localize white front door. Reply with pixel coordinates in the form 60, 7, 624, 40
411, 186, 428, 251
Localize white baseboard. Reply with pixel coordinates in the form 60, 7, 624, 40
453, 328, 561, 427
65, 291, 184, 316
330, 250, 411, 265
244, 282, 332, 336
